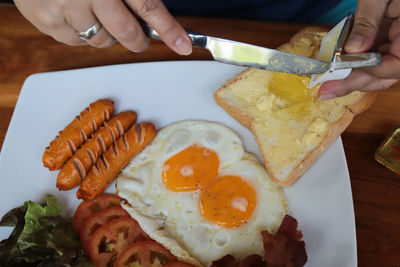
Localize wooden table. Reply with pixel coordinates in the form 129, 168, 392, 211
1, 3, 400, 266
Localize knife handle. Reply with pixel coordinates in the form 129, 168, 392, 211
139, 20, 207, 48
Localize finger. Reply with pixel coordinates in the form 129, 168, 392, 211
388, 17, 400, 42
386, 0, 400, 18
50, 24, 87, 46
361, 77, 397, 92
391, 34, 400, 58
345, 0, 388, 53
378, 42, 391, 53
375, 17, 392, 47
125, 0, 192, 55
318, 69, 397, 100
318, 70, 374, 100
64, 0, 115, 48
14, 0, 85, 46
91, 0, 150, 53
362, 53, 400, 79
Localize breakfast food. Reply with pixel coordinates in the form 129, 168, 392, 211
214, 27, 377, 186
116, 120, 287, 266
262, 214, 306, 266
43, 99, 115, 170
73, 193, 195, 267
113, 241, 176, 267
0, 195, 92, 266
57, 111, 137, 190
77, 122, 157, 200
73, 193, 123, 231
79, 206, 130, 253
42, 98, 157, 199
211, 215, 306, 266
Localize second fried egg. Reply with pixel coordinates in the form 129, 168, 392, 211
116, 120, 287, 266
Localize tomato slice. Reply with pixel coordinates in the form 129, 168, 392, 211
73, 193, 122, 232
80, 206, 129, 253
164, 261, 196, 267
114, 241, 176, 267
89, 217, 149, 267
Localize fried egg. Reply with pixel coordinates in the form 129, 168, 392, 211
116, 120, 287, 266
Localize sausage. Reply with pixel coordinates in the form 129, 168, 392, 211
56, 111, 137, 190
43, 99, 114, 170
77, 122, 157, 200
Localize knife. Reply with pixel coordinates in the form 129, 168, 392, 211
139, 16, 380, 75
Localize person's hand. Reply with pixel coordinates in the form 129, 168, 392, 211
318, 0, 399, 100
13, 0, 192, 55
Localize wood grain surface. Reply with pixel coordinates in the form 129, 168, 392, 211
1, 3, 400, 266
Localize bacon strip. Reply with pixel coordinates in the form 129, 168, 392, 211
211, 215, 307, 267
262, 215, 307, 267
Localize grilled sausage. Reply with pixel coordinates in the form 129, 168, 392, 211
56, 111, 137, 190
77, 122, 156, 200
43, 99, 114, 170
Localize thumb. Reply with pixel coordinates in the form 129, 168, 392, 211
345, 0, 388, 53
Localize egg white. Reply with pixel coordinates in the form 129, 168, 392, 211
116, 120, 287, 266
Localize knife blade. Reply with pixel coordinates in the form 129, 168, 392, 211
140, 20, 380, 75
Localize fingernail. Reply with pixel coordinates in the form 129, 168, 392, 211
345, 34, 365, 52
175, 37, 192, 55
318, 93, 336, 101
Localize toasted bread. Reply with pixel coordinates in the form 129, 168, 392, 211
214, 27, 377, 186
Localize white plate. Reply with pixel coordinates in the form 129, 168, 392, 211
0, 61, 356, 266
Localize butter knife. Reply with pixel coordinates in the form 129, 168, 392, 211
139, 19, 380, 75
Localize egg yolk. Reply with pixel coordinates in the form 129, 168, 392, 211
268, 72, 316, 120
199, 175, 256, 228
162, 145, 219, 192
269, 72, 314, 104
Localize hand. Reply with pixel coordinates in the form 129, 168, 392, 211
318, 0, 399, 100
13, 0, 192, 55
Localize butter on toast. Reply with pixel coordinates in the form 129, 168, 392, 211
214, 27, 377, 186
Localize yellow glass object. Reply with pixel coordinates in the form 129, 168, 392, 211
375, 126, 400, 175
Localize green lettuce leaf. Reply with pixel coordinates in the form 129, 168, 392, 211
0, 194, 93, 266
18, 195, 62, 251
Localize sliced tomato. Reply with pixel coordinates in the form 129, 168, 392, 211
80, 206, 129, 253
164, 261, 196, 267
73, 193, 122, 232
114, 241, 176, 267
89, 217, 149, 267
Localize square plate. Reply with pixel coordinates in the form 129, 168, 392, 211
0, 61, 356, 266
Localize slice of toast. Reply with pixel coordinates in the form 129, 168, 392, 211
214, 27, 377, 186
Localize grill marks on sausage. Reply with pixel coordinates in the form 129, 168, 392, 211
76, 122, 156, 200
109, 127, 116, 144
87, 148, 96, 166
42, 99, 115, 170
116, 120, 124, 136
136, 123, 143, 144
122, 134, 129, 151
97, 135, 107, 153
68, 139, 77, 154
73, 158, 86, 180
81, 129, 88, 142
92, 120, 98, 132
55, 111, 137, 191
104, 109, 110, 120
98, 155, 110, 171
112, 143, 119, 158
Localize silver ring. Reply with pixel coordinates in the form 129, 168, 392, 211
78, 22, 102, 41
